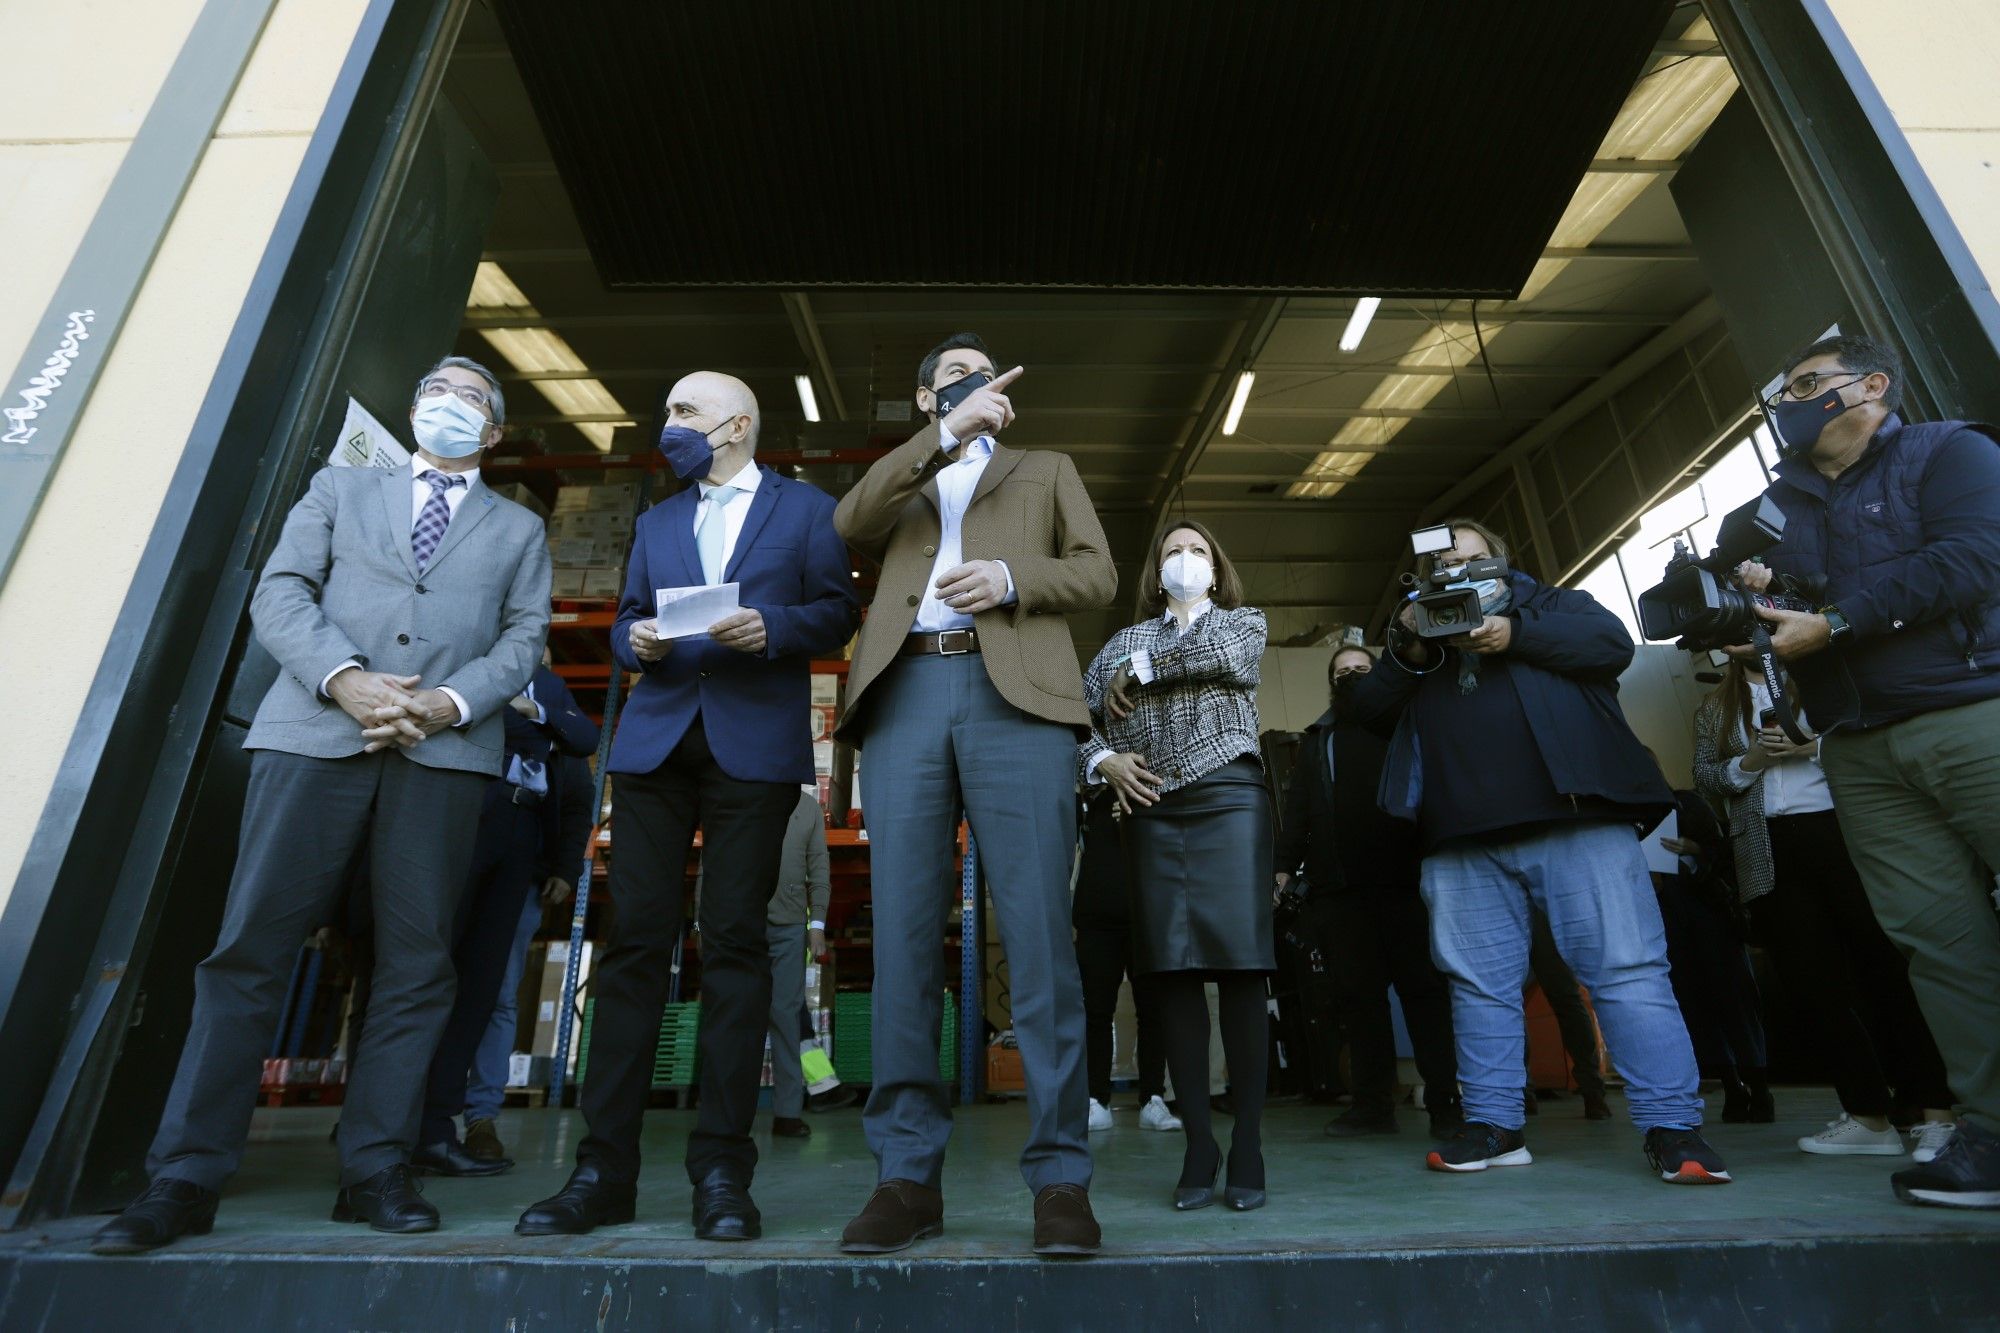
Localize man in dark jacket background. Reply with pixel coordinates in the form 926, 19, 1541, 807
1745, 333, 2000, 1210
1276, 644, 1459, 1139
1349, 520, 1728, 1186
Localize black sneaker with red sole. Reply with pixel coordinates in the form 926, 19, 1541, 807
1427, 1122, 1532, 1173
1644, 1127, 1732, 1184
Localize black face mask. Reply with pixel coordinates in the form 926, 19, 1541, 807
1331, 673, 1366, 716
1770, 376, 1864, 456
928, 370, 991, 420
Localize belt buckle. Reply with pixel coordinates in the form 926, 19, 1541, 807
937, 629, 975, 656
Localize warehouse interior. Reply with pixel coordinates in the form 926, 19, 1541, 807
15, 0, 1974, 1246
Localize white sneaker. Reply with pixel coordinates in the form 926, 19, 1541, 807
1910, 1120, 1957, 1164
1087, 1098, 1113, 1132
1798, 1114, 1907, 1156
1138, 1095, 1183, 1132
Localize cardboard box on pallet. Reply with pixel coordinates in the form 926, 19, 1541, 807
579, 566, 623, 598
532, 940, 593, 1074
554, 480, 642, 514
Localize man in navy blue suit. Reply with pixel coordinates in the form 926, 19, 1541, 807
518, 372, 859, 1241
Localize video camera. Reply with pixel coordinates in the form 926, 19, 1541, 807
1635, 493, 1822, 743
1399, 525, 1509, 639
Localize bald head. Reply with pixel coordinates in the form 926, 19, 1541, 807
663, 370, 761, 485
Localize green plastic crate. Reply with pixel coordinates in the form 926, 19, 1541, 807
834, 991, 957, 1084
575, 999, 702, 1090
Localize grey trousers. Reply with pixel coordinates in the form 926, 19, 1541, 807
858, 654, 1090, 1193
766, 922, 807, 1119
149, 749, 486, 1190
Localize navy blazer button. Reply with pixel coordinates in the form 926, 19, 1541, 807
906, 594, 919, 607
701, 671, 711, 679
396, 633, 410, 645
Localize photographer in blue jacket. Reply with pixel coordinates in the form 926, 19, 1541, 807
1346, 518, 1728, 1187
1739, 333, 2000, 1211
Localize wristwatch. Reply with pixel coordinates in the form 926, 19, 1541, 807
1821, 605, 1853, 641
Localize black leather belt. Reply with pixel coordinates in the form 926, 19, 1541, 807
902, 628, 980, 657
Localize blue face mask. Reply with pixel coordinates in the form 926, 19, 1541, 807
1771, 384, 1854, 456
411, 393, 490, 459
1469, 577, 1510, 616
657, 418, 734, 481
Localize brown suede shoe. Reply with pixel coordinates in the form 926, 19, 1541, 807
839, 1180, 943, 1254
463, 1119, 506, 1163
1032, 1183, 1101, 1256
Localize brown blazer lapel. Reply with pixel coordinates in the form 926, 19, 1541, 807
968, 442, 1024, 509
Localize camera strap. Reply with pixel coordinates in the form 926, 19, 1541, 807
1750, 621, 1813, 745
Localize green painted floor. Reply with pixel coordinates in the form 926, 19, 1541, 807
18, 1090, 2000, 1260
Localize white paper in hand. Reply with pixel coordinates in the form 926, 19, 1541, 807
655, 583, 741, 639
1643, 809, 1681, 876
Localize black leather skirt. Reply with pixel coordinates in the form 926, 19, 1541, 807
1120, 755, 1276, 975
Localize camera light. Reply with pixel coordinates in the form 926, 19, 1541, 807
1339, 297, 1381, 352
1410, 524, 1454, 556
1222, 371, 1255, 436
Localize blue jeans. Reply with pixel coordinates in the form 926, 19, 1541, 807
464, 894, 542, 1125
1421, 820, 1701, 1133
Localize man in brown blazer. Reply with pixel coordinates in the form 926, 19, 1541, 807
833, 333, 1116, 1257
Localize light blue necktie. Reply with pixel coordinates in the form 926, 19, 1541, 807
696, 485, 740, 585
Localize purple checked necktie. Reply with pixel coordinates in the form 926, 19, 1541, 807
412, 470, 466, 569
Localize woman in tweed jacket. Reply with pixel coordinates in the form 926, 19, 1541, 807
1081, 519, 1272, 1213
1693, 659, 1955, 1157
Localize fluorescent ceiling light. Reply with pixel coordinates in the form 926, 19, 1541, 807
1222, 371, 1255, 436
1338, 297, 1382, 353
465, 261, 630, 452
795, 374, 821, 423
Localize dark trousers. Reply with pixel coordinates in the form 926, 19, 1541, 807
417, 786, 543, 1145
1654, 873, 1766, 1079
1753, 810, 1954, 1116
1073, 926, 1167, 1104
1525, 911, 1609, 1098
1311, 886, 1459, 1112
149, 750, 485, 1190
578, 719, 796, 1185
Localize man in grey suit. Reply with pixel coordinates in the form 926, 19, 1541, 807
93, 356, 551, 1253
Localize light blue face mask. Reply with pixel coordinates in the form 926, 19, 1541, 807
1468, 577, 1510, 616
411, 393, 490, 459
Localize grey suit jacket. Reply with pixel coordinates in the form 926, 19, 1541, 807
244, 464, 553, 776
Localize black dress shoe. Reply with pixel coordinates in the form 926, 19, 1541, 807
691, 1167, 761, 1241
772, 1117, 812, 1139
332, 1163, 439, 1234
516, 1162, 636, 1236
1224, 1185, 1268, 1212
91, 1178, 219, 1255
412, 1139, 513, 1177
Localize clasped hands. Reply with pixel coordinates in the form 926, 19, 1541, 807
329, 670, 459, 753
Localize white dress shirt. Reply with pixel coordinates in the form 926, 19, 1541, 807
691, 459, 762, 581
1088, 601, 1213, 782
320, 457, 479, 724
1723, 678, 1832, 816
913, 423, 1015, 632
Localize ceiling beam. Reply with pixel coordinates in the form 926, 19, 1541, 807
1143, 298, 1288, 552
1585, 158, 1684, 174
1540, 245, 1697, 261
780, 291, 849, 423
482, 242, 1699, 268
1240, 406, 1543, 422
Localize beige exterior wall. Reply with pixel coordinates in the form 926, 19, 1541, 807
1824, 0, 2000, 300
0, 1, 373, 908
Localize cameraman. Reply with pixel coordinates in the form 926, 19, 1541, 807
1740, 333, 2000, 1209
1275, 644, 1461, 1139
1346, 519, 1729, 1185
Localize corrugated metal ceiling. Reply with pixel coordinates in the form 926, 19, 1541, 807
493, 0, 1675, 293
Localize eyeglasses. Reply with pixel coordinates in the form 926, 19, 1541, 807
1763, 369, 1864, 411
418, 378, 492, 411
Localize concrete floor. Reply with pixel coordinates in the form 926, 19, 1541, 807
20, 1088, 2000, 1260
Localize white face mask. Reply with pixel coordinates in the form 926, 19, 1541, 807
411, 393, 490, 459
1159, 551, 1214, 604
